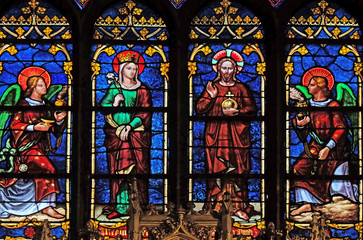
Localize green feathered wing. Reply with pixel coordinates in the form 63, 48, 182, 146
44, 85, 63, 101
336, 83, 358, 152
0, 84, 22, 147
0, 84, 64, 173
296, 85, 312, 99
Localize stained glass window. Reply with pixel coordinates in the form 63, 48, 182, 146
285, 1, 362, 239
74, 0, 91, 10
0, 0, 72, 239
188, 0, 266, 238
269, 0, 284, 8
169, 0, 186, 9
90, 0, 169, 238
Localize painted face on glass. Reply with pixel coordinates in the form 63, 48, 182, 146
34, 78, 47, 96
220, 60, 234, 81
122, 62, 138, 80
308, 77, 323, 96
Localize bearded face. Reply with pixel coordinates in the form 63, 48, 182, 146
220, 60, 235, 82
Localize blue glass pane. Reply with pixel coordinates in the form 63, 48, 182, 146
0, 224, 66, 239
193, 179, 207, 201
192, 121, 262, 174
248, 179, 261, 202
95, 179, 110, 204
149, 179, 163, 204
0, 44, 73, 97
288, 226, 359, 240
287, 44, 362, 107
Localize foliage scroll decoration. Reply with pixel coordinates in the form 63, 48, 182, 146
287, 0, 360, 39
189, 0, 263, 40
94, 0, 167, 41
0, 0, 71, 39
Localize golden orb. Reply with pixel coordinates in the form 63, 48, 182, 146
221, 98, 238, 109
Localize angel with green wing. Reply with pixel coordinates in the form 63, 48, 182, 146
289, 67, 358, 217
0, 66, 67, 219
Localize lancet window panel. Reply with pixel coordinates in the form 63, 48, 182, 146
0, 1, 73, 239
285, 1, 363, 239
188, 0, 266, 238
90, 0, 170, 237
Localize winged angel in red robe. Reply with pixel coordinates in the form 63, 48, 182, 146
289, 67, 358, 217
0, 66, 67, 219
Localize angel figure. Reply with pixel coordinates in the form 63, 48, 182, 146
289, 67, 358, 216
0, 66, 68, 219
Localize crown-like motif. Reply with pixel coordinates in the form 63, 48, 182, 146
116, 52, 139, 64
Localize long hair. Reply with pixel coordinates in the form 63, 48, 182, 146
23, 76, 45, 98
213, 58, 238, 82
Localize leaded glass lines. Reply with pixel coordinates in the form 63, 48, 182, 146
0, 0, 71, 40
93, 0, 168, 41
286, 0, 361, 39
189, 0, 263, 40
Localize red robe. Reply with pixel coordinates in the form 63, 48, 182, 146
0, 99, 61, 202
196, 81, 257, 212
292, 100, 349, 202
103, 84, 152, 207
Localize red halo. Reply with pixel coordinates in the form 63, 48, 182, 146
18, 67, 51, 91
302, 67, 334, 90
112, 50, 145, 75
212, 49, 244, 72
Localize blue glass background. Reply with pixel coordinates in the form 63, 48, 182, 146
0, 224, 66, 239
92, 44, 169, 108
94, 112, 166, 175
288, 226, 359, 240
287, 44, 363, 164
95, 178, 164, 205
192, 178, 262, 202
0, 44, 73, 173
94, 1, 168, 40
285, 1, 361, 39
190, 0, 264, 39
192, 121, 262, 174
0, 44, 73, 98
287, 44, 361, 98
1, 0, 72, 39
190, 43, 264, 116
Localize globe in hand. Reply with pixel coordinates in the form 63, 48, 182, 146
221, 98, 238, 110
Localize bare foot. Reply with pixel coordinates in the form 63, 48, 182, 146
234, 210, 249, 220
42, 207, 64, 219
291, 204, 312, 216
